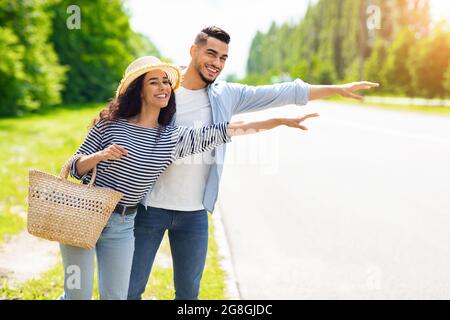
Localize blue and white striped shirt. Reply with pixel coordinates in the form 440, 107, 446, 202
70, 118, 231, 206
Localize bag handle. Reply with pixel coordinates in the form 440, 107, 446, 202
59, 154, 97, 187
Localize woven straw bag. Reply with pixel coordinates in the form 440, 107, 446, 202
27, 155, 123, 249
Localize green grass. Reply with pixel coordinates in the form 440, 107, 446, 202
326, 96, 450, 116
0, 216, 226, 300
143, 216, 226, 300
200, 216, 227, 300
0, 258, 101, 300
0, 212, 26, 244
0, 262, 65, 300
0, 103, 104, 243
0, 103, 227, 299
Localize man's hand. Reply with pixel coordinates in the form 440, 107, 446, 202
309, 82, 380, 101
337, 82, 380, 100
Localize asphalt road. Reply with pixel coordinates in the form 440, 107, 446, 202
218, 101, 450, 299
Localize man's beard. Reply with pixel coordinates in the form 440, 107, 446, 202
198, 69, 217, 85
199, 72, 216, 85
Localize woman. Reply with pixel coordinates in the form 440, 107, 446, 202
60, 56, 318, 300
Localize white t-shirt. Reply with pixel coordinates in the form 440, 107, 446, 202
143, 86, 213, 211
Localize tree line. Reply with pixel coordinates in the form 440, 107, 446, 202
0, 0, 160, 116
243, 0, 450, 99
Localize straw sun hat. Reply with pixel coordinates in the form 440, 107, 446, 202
115, 56, 182, 98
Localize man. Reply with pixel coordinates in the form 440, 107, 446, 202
128, 26, 379, 300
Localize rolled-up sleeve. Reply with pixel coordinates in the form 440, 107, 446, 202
230, 78, 310, 115
173, 122, 231, 160
294, 79, 310, 105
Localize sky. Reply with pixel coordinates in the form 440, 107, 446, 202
126, 0, 450, 79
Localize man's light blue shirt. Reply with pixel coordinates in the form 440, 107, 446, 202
142, 79, 310, 212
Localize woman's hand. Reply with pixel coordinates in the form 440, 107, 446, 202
95, 144, 128, 161
75, 144, 128, 177
228, 113, 320, 136
280, 113, 320, 130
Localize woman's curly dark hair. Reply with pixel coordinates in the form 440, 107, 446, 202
93, 73, 176, 126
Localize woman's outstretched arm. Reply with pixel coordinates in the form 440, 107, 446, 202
173, 113, 319, 160
228, 113, 319, 136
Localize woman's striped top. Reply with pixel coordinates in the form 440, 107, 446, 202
70, 118, 231, 206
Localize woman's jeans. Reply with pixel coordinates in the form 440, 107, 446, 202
127, 204, 209, 300
59, 210, 137, 300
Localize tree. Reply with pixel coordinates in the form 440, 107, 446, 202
246, 31, 264, 75
394, 0, 430, 37
409, 26, 450, 98
383, 28, 416, 96
444, 64, 450, 98
49, 0, 159, 103
243, 0, 438, 96
363, 38, 387, 89
311, 55, 337, 84
0, 27, 26, 116
289, 61, 308, 81
0, 0, 67, 116
127, 32, 160, 58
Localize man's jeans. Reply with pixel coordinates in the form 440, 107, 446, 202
59, 210, 137, 300
128, 204, 208, 300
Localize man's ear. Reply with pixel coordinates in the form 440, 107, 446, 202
190, 44, 197, 58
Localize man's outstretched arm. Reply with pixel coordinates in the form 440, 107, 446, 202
309, 82, 380, 101
230, 80, 380, 115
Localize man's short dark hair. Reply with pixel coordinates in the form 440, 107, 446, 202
195, 26, 231, 45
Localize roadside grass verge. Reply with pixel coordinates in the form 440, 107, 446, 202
326, 96, 450, 116
0, 104, 227, 299
0, 216, 226, 300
